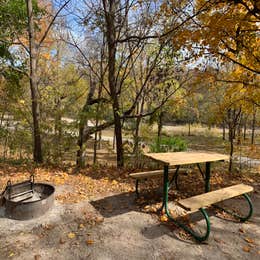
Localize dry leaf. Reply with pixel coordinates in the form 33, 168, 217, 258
244, 237, 254, 244
95, 216, 104, 223
239, 228, 245, 233
79, 224, 84, 229
169, 209, 178, 218
150, 206, 157, 213
34, 255, 41, 260
59, 238, 66, 244
160, 215, 168, 222
67, 232, 76, 239
112, 180, 118, 185
86, 239, 94, 245
242, 246, 250, 252
9, 252, 15, 257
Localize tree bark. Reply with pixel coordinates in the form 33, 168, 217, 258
133, 95, 145, 155
251, 106, 256, 145
222, 121, 225, 140
237, 113, 242, 145
104, 0, 124, 167
26, 0, 43, 163
76, 74, 96, 167
157, 110, 163, 141
188, 121, 191, 136
93, 83, 103, 164
243, 116, 247, 140
227, 108, 242, 172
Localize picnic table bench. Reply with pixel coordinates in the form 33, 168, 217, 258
129, 167, 188, 196
134, 151, 254, 242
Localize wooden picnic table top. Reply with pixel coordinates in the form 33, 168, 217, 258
144, 151, 230, 166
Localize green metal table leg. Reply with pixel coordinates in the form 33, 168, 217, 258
165, 206, 211, 242
205, 162, 211, 192
196, 163, 205, 179
213, 193, 253, 222
163, 165, 169, 209
163, 164, 211, 242
169, 165, 180, 190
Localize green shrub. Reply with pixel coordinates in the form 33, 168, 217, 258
149, 136, 187, 153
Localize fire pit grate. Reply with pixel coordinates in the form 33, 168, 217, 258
1, 175, 55, 220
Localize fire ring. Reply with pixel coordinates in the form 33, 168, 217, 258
1, 176, 55, 220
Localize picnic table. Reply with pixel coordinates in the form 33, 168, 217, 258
145, 151, 229, 193
143, 151, 253, 242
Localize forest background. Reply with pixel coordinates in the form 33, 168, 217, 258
0, 0, 259, 172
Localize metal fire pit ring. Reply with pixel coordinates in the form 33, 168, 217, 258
2, 180, 55, 220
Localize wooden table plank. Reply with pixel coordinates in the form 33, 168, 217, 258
144, 151, 229, 166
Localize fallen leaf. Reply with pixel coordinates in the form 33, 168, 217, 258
34, 255, 41, 260
95, 216, 104, 223
239, 228, 245, 233
150, 206, 157, 213
169, 209, 178, 218
67, 232, 76, 239
244, 237, 254, 244
112, 180, 118, 185
214, 238, 222, 243
9, 252, 15, 257
160, 215, 168, 222
79, 224, 84, 229
86, 239, 94, 245
60, 238, 66, 244
242, 246, 250, 252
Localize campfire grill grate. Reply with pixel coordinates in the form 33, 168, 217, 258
1, 175, 55, 220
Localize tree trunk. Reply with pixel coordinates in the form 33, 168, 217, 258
157, 110, 163, 141
133, 116, 141, 155
133, 96, 145, 155
76, 74, 96, 167
54, 98, 62, 159
104, 0, 124, 167
26, 0, 43, 163
93, 84, 103, 164
237, 113, 242, 145
229, 127, 234, 172
227, 108, 242, 172
222, 121, 225, 140
243, 116, 247, 140
76, 125, 85, 167
251, 106, 256, 145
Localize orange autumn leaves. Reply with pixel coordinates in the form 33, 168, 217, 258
0, 164, 133, 204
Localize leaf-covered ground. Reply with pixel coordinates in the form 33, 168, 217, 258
0, 162, 259, 259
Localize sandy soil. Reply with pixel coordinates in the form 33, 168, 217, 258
0, 182, 259, 260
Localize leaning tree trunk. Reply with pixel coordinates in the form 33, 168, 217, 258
26, 0, 43, 163
76, 74, 96, 167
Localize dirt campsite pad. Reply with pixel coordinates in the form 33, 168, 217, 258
0, 163, 260, 259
